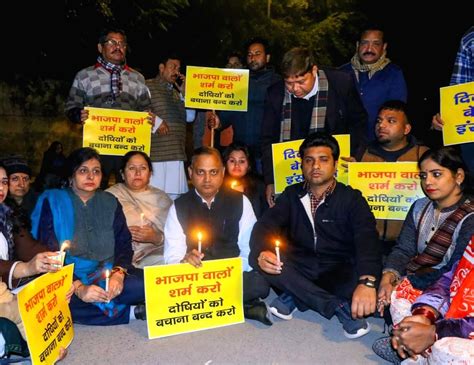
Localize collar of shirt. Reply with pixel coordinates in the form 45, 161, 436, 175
304, 178, 336, 216
194, 189, 217, 208
298, 74, 319, 100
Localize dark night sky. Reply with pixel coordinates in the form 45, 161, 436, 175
2, 2, 472, 144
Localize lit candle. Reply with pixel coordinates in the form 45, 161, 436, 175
60, 240, 70, 252
140, 213, 145, 228
230, 180, 238, 190
197, 232, 203, 253
105, 270, 110, 293
275, 240, 281, 263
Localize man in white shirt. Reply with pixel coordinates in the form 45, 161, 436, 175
164, 147, 272, 325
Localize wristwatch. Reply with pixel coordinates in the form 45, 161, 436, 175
358, 277, 377, 288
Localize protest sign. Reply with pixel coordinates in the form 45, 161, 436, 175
144, 258, 244, 339
83, 107, 151, 155
17, 264, 74, 365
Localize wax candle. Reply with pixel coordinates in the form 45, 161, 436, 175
105, 270, 110, 292
275, 240, 281, 263
197, 232, 203, 253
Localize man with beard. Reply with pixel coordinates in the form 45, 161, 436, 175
208, 37, 282, 174
357, 100, 428, 255
250, 132, 381, 338
340, 28, 407, 142
65, 28, 152, 189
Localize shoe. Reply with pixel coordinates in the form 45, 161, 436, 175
334, 301, 370, 339
269, 293, 298, 320
134, 304, 146, 320
372, 336, 402, 364
244, 300, 273, 326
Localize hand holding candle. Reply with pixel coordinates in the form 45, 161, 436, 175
275, 240, 281, 263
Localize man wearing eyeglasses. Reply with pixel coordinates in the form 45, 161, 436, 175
65, 27, 152, 189
1, 156, 38, 217
261, 47, 368, 208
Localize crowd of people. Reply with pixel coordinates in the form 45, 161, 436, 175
0, 24, 473, 363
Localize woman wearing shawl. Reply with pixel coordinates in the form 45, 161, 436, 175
377, 147, 474, 325
106, 151, 172, 268
31, 148, 145, 325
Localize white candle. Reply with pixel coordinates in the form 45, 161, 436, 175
197, 232, 203, 253
105, 270, 110, 292
140, 213, 145, 228
275, 240, 281, 263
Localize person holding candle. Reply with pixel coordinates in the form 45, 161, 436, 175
107, 151, 172, 268
250, 132, 382, 339
222, 142, 268, 218
31, 147, 146, 325
164, 147, 272, 325
0, 163, 61, 288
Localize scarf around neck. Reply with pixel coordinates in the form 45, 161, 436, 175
97, 55, 125, 100
350, 50, 391, 80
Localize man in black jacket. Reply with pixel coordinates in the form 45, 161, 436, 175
261, 47, 367, 207
250, 132, 381, 338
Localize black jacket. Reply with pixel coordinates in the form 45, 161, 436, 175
261, 68, 368, 184
249, 182, 382, 279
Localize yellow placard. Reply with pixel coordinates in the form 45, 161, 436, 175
440, 81, 474, 146
144, 258, 244, 339
83, 107, 151, 156
185, 66, 249, 111
348, 162, 424, 220
17, 264, 74, 365
272, 134, 350, 194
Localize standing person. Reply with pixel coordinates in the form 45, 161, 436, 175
1, 156, 38, 217
208, 37, 282, 174
261, 47, 368, 207
65, 27, 152, 189
250, 133, 381, 339
146, 54, 195, 200
31, 148, 146, 325
164, 147, 272, 325
340, 28, 407, 142
432, 26, 474, 177
226, 51, 244, 69
107, 151, 172, 268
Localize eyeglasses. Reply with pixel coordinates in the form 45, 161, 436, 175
103, 39, 127, 49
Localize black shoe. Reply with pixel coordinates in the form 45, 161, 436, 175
134, 304, 146, 320
244, 300, 273, 326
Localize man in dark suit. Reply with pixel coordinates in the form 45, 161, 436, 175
261, 47, 367, 207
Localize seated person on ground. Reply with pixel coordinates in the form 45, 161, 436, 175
107, 151, 172, 268
164, 147, 272, 325
249, 132, 382, 339
373, 235, 474, 365
377, 147, 474, 325
31, 147, 146, 325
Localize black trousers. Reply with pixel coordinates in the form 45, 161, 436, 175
243, 270, 270, 303
259, 259, 357, 319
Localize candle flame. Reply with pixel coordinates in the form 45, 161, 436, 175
197, 232, 203, 241
60, 240, 70, 252
275, 240, 280, 248
105, 269, 110, 278
231, 180, 237, 189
